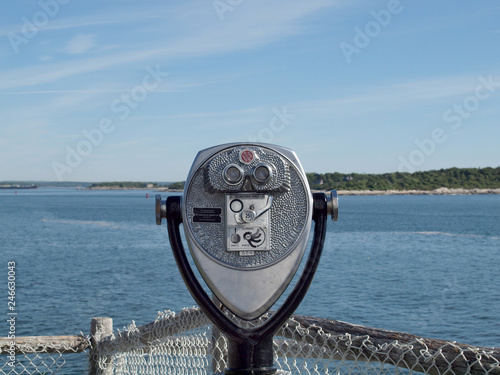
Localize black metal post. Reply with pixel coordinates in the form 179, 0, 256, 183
225, 336, 275, 375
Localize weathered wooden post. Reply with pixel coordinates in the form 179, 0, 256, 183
89, 317, 113, 375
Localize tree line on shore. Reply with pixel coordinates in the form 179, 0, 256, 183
307, 167, 500, 191
86, 166, 500, 191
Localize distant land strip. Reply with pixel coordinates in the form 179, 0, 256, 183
307, 166, 500, 192
324, 187, 500, 196
85, 166, 500, 193
2, 166, 499, 193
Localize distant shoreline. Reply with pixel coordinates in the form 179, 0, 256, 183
86, 186, 183, 192
323, 187, 500, 196
83, 186, 500, 195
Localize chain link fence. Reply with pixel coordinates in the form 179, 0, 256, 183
0, 335, 88, 374
2, 307, 499, 374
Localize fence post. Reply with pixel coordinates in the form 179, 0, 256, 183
89, 317, 113, 375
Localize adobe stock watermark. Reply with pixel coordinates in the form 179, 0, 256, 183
398, 74, 500, 173
7, 0, 71, 54
339, 0, 405, 63
212, 0, 243, 22
247, 107, 296, 143
51, 65, 169, 181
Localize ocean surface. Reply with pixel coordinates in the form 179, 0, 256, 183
1, 188, 499, 372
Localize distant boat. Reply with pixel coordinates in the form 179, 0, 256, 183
0, 185, 38, 190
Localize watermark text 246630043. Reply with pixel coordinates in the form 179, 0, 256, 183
7, 261, 17, 367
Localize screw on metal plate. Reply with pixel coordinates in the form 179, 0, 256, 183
326, 190, 339, 221
155, 194, 167, 225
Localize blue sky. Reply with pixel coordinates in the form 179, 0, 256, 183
1, 0, 499, 182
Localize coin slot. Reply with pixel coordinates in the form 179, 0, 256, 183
230, 199, 243, 213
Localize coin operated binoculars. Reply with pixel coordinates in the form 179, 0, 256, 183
156, 143, 338, 375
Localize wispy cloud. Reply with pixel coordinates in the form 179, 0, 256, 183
0, 8, 158, 37
0, 0, 338, 91
66, 33, 96, 54
0, 52, 148, 90
0, 79, 206, 96
293, 74, 500, 116
107, 137, 155, 150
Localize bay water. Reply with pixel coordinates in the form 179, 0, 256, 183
1, 188, 499, 372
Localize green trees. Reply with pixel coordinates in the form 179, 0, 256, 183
167, 181, 185, 190
307, 167, 500, 191
86, 167, 499, 191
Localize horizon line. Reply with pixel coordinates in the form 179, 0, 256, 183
2, 165, 499, 184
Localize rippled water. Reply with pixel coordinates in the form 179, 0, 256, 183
1, 189, 499, 372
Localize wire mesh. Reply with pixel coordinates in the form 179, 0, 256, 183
2, 307, 499, 374
1, 341, 83, 374
90, 307, 500, 375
